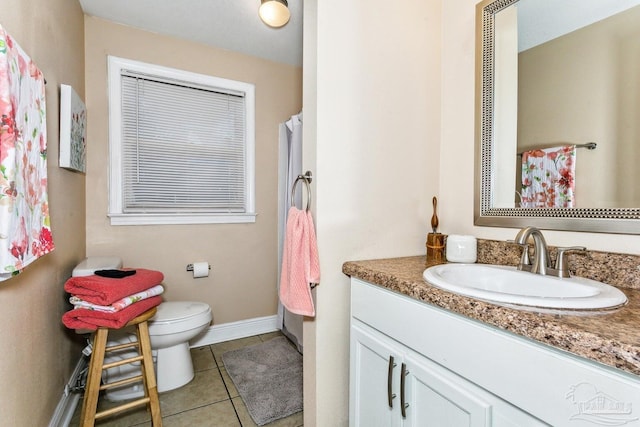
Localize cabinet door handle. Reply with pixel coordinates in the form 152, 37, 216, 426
387, 356, 397, 408
400, 363, 409, 418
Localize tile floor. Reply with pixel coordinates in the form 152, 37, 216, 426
69, 331, 303, 427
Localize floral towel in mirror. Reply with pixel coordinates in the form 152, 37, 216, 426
0, 25, 54, 281
521, 145, 576, 209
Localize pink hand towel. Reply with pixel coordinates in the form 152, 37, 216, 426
280, 207, 320, 317
305, 210, 320, 285
61, 295, 163, 331
64, 269, 164, 306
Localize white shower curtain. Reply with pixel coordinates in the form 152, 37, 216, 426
277, 112, 304, 352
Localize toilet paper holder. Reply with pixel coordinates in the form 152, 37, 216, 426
186, 263, 211, 272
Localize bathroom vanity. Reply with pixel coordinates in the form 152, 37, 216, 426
344, 256, 640, 427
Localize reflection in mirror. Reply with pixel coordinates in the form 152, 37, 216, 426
475, 0, 640, 234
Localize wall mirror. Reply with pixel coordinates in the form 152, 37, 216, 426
474, 0, 640, 234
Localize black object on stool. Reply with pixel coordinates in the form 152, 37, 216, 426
80, 307, 162, 426
94, 269, 137, 278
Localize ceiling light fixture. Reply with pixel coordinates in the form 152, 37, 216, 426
259, 0, 290, 28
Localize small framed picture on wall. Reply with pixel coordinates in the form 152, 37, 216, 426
59, 84, 87, 173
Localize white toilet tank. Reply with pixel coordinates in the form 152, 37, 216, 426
72, 257, 123, 276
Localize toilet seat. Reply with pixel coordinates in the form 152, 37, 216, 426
148, 301, 212, 336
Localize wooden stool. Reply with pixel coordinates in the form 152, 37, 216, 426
80, 307, 162, 426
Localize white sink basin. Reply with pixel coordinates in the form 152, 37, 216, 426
423, 263, 628, 311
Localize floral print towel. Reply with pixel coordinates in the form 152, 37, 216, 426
0, 26, 54, 281
521, 145, 576, 208
69, 284, 165, 313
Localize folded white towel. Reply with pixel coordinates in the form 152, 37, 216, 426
69, 284, 164, 313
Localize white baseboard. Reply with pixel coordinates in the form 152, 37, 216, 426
50, 315, 279, 426
48, 357, 87, 427
190, 314, 279, 347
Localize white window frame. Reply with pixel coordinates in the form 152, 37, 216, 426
107, 56, 256, 225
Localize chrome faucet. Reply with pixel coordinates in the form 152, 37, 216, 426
514, 226, 551, 275
513, 227, 586, 278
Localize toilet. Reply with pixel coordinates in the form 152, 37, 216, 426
72, 257, 212, 401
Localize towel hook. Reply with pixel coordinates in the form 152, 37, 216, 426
291, 171, 313, 211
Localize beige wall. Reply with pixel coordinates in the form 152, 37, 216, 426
307, 0, 640, 425
305, 0, 442, 425
302, 2, 319, 423
518, 6, 640, 208
84, 17, 302, 325
0, 1, 86, 425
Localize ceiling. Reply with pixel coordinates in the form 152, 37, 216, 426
517, 0, 640, 51
78, 0, 303, 67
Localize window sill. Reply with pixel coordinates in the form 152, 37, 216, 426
108, 213, 257, 226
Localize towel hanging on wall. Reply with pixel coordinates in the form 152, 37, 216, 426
279, 206, 319, 317
521, 145, 576, 208
0, 25, 54, 281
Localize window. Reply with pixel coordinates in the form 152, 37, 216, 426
107, 56, 256, 225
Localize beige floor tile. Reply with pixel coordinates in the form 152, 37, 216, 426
160, 368, 229, 417
232, 396, 303, 427
69, 397, 151, 427
210, 336, 262, 366
191, 345, 216, 371
259, 330, 284, 342
160, 400, 241, 427
219, 366, 239, 398
69, 333, 303, 427
70, 368, 232, 426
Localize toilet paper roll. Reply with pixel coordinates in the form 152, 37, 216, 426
192, 262, 210, 278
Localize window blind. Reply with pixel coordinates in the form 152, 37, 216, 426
120, 74, 247, 214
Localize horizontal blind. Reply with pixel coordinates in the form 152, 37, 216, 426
121, 74, 246, 213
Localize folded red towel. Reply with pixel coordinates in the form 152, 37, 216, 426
64, 268, 164, 306
62, 296, 162, 331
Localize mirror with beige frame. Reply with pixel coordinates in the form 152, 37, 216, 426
474, 0, 640, 234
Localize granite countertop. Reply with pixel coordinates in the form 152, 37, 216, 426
343, 256, 640, 377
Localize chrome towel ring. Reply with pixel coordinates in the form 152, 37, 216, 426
291, 171, 313, 211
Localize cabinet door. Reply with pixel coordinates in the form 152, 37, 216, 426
350, 323, 403, 427
403, 350, 492, 427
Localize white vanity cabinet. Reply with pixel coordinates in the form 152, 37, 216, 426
349, 278, 640, 427
351, 322, 532, 426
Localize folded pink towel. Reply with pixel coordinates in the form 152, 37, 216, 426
279, 207, 320, 317
64, 269, 164, 306
62, 296, 163, 331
